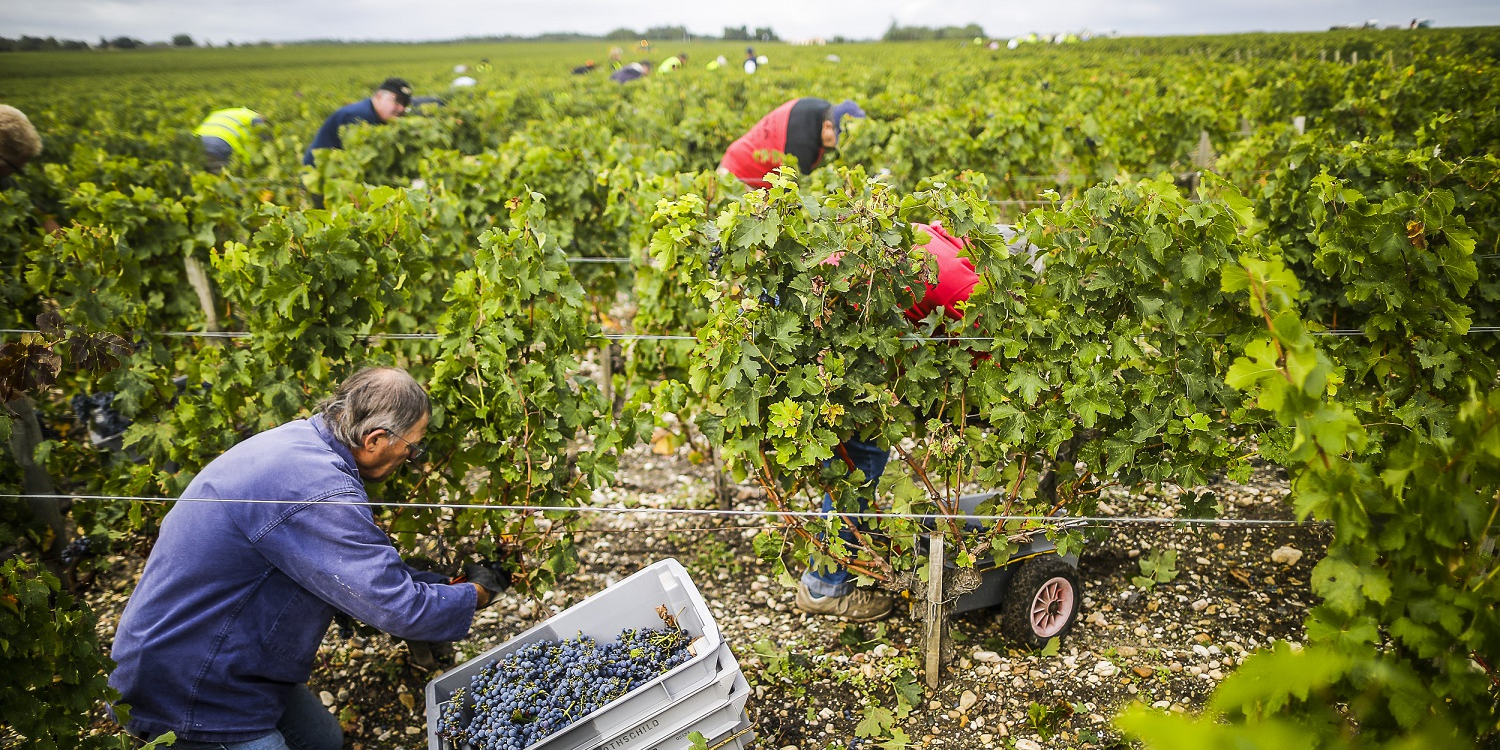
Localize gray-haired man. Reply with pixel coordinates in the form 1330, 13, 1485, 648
0, 104, 43, 180
110, 367, 506, 750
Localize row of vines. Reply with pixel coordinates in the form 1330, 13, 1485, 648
1, 29, 1497, 749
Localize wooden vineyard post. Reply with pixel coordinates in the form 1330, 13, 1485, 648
184, 255, 220, 335
602, 344, 613, 413
601, 342, 624, 417
710, 442, 732, 511
5, 397, 67, 577
924, 530, 946, 689
1189, 130, 1215, 196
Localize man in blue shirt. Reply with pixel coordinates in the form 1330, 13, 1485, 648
301, 77, 412, 207
109, 367, 506, 750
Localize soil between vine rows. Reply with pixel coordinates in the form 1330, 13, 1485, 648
85, 446, 1328, 750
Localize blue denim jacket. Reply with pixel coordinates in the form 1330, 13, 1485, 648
109, 415, 476, 743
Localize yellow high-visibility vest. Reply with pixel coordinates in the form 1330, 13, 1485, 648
193, 108, 264, 160
660, 56, 683, 72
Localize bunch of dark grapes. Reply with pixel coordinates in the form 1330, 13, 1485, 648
437, 627, 693, 750
707, 244, 724, 275
438, 687, 470, 746
70, 391, 132, 439
60, 535, 100, 565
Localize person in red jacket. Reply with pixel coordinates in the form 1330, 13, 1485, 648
796, 222, 979, 622
718, 98, 865, 189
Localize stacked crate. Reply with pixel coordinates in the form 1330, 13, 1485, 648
426, 559, 753, 750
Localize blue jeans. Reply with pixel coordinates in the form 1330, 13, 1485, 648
168, 685, 343, 750
801, 436, 890, 597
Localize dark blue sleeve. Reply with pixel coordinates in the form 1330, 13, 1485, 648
407, 566, 452, 586
253, 498, 477, 641
303, 103, 372, 165
304, 113, 340, 165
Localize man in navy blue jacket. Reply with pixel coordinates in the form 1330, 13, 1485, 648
301, 77, 411, 207
109, 367, 504, 750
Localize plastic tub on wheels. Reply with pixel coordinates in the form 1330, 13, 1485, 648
926, 491, 1083, 647
425, 559, 727, 750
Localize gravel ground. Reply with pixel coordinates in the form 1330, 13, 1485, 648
84, 448, 1328, 750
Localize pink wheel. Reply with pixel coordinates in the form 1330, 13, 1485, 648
1001, 555, 1081, 648
1029, 576, 1075, 637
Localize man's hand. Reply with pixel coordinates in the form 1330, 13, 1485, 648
405, 639, 455, 671
461, 561, 511, 608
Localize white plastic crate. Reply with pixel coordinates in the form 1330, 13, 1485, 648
625, 674, 752, 750
657, 714, 755, 750
591, 652, 747, 750
426, 559, 724, 750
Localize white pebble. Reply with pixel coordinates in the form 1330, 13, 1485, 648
959, 690, 979, 712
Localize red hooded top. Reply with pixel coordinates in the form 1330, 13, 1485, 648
720, 98, 830, 189
824, 222, 980, 320
900, 222, 980, 322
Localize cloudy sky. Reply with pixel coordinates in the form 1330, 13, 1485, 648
2, 0, 1495, 44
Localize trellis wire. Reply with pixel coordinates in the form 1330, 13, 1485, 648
0, 493, 1329, 528
6, 328, 1500, 342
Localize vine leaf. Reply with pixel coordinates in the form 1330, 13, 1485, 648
856, 705, 895, 738
0, 340, 62, 402
1208, 641, 1351, 717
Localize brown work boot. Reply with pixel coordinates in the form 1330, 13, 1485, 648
794, 582, 894, 622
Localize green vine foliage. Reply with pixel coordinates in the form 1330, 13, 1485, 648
1217, 130, 1499, 452
968, 172, 1267, 490
1120, 258, 1500, 748
680, 167, 1271, 585
621, 170, 742, 457
0, 184, 49, 330
0, 558, 172, 750
3, 35, 1498, 742
420, 193, 622, 592
106, 187, 439, 498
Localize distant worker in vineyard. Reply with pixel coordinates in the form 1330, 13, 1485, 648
301, 77, 413, 208
793, 222, 981, 622
193, 107, 267, 174
659, 52, 688, 72
0, 104, 43, 182
718, 98, 865, 189
109, 367, 509, 750
610, 60, 652, 84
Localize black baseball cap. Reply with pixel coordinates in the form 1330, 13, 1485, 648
378, 77, 413, 106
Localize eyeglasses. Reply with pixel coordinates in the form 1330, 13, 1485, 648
383, 428, 427, 460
